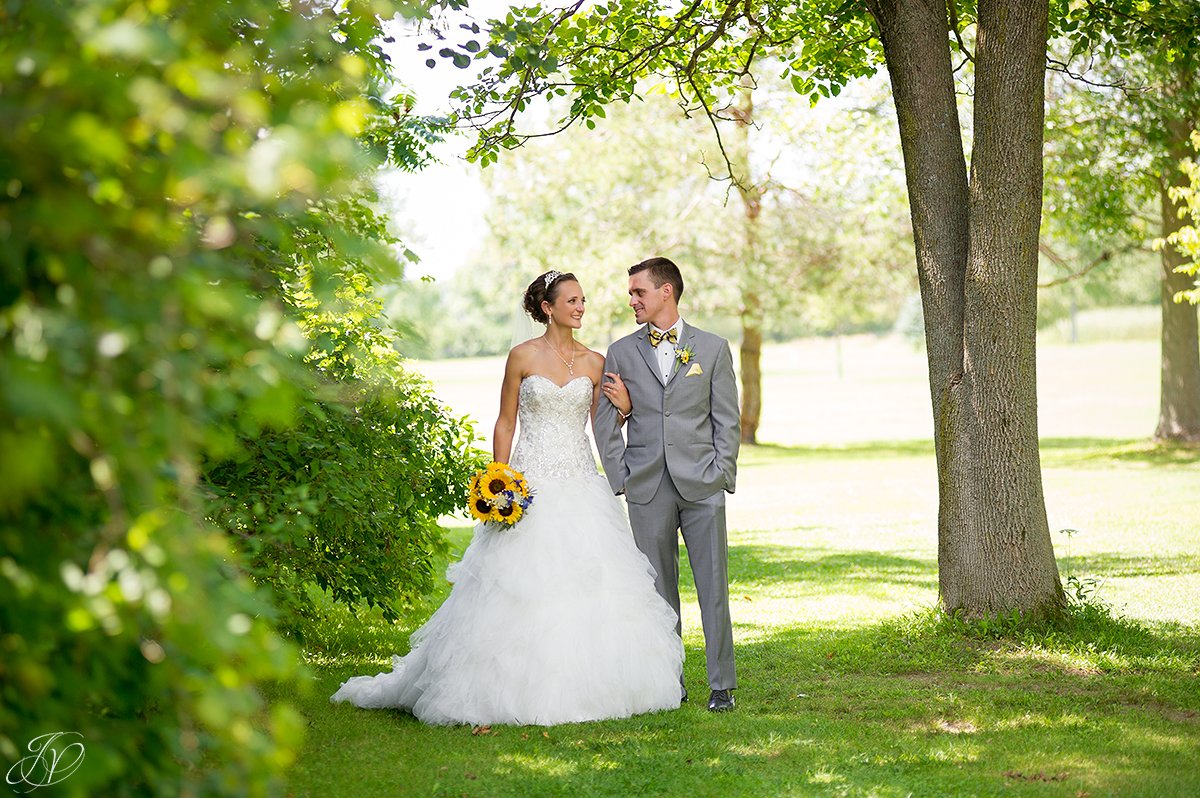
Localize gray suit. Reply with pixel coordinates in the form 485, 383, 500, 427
593, 321, 740, 690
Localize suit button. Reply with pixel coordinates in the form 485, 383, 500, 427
664, 411, 671, 417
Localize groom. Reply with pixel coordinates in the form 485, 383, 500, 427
593, 257, 740, 712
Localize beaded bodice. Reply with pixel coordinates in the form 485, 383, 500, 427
510, 375, 597, 480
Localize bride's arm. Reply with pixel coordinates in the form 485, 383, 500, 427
591, 347, 629, 496
492, 347, 525, 463
586, 350, 606, 419
585, 349, 631, 423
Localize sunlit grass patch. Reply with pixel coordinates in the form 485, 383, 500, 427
283, 432, 1199, 797
495, 751, 581, 778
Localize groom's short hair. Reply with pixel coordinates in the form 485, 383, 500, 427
629, 257, 684, 301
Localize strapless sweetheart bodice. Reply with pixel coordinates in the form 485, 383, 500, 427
509, 375, 597, 480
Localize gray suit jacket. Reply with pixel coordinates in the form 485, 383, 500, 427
593, 321, 741, 504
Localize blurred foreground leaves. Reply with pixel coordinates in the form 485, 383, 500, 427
0, 0, 478, 794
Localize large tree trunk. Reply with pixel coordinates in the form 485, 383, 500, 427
1155, 118, 1200, 442
955, 0, 1062, 613
731, 82, 764, 444
868, 0, 1063, 617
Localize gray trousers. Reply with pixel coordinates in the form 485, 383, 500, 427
627, 471, 736, 691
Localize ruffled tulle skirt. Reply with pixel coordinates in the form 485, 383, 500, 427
329, 470, 683, 726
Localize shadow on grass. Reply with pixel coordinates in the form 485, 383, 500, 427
289, 609, 1200, 798
1038, 436, 1142, 450
742, 437, 1200, 469
1062, 551, 1200, 578
722, 544, 937, 594
1039, 437, 1200, 467
742, 440, 935, 463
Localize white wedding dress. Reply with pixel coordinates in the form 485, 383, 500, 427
330, 374, 684, 726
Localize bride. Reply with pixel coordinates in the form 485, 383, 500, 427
330, 270, 684, 726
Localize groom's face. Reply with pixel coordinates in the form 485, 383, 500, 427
628, 272, 669, 326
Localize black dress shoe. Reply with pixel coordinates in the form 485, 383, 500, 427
707, 689, 734, 712
681, 686, 688, 703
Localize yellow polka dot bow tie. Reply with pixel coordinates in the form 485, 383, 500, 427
647, 327, 678, 347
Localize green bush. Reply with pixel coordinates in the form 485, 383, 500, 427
204, 200, 485, 627
0, 0, 464, 793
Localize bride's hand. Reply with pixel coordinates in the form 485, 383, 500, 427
602, 372, 632, 416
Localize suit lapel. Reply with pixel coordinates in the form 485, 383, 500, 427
635, 326, 667, 386
664, 321, 694, 388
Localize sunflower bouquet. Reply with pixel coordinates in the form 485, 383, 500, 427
467, 462, 535, 527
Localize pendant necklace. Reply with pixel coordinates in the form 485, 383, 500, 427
545, 337, 576, 375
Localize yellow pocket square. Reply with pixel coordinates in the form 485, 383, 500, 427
686, 363, 704, 377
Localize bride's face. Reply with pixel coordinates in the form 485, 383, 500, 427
543, 280, 586, 329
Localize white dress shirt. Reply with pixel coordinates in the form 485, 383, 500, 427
649, 318, 683, 383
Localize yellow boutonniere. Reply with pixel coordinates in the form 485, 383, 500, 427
674, 344, 696, 365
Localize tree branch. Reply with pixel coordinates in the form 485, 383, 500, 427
686, 0, 741, 76
946, 0, 973, 63
1037, 242, 1122, 288
612, 0, 707, 76
678, 67, 739, 189
1045, 57, 1137, 92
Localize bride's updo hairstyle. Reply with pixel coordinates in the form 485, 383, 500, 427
523, 270, 578, 324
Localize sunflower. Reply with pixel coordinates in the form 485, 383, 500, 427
478, 463, 516, 500
495, 501, 523, 525
468, 493, 495, 523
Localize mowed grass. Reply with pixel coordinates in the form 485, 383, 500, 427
277, 331, 1200, 797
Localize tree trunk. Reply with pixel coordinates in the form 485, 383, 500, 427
731, 81, 764, 445
1155, 118, 1200, 442
868, 0, 1063, 617
740, 305, 763, 444
954, 0, 1062, 613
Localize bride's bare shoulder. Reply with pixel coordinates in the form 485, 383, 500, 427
509, 339, 541, 357
579, 347, 606, 374
505, 339, 542, 371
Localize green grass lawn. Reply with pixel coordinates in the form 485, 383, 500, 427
275, 335, 1200, 797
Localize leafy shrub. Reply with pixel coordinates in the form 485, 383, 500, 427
204, 201, 485, 627
0, 0, 460, 793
